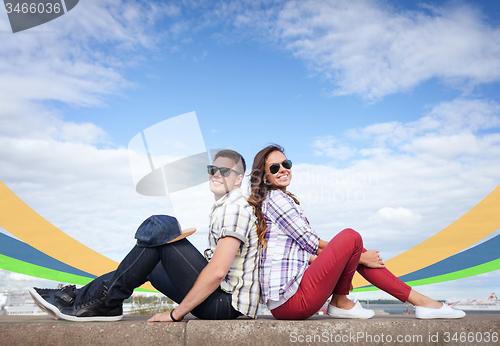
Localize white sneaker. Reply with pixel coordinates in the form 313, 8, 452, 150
327, 301, 375, 319
415, 303, 466, 319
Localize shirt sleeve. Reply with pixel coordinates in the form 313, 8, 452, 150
217, 203, 252, 244
266, 191, 319, 254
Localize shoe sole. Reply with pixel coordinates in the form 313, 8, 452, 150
327, 304, 375, 319
416, 306, 466, 319
327, 313, 375, 319
29, 288, 61, 320
58, 313, 123, 322
416, 313, 466, 319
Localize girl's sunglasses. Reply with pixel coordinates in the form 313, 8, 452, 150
268, 159, 292, 174
207, 165, 242, 177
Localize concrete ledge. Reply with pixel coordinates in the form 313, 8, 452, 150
0, 315, 185, 346
1, 314, 498, 346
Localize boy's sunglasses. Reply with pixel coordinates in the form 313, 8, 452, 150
268, 159, 292, 174
207, 165, 242, 177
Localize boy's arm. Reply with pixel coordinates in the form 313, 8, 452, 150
148, 236, 241, 322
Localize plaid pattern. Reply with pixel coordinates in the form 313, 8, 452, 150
206, 188, 260, 318
260, 190, 319, 307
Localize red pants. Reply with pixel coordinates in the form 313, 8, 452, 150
271, 228, 412, 320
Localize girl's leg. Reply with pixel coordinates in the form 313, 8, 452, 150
355, 249, 412, 303
329, 293, 356, 309
271, 228, 363, 320
407, 290, 443, 309
356, 251, 443, 308
357, 261, 465, 318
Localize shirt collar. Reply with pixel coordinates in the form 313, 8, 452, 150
211, 187, 242, 211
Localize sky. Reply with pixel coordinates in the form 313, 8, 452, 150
1, 0, 500, 301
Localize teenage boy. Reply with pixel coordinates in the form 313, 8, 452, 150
30, 149, 259, 322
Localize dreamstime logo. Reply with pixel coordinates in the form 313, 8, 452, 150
127, 111, 227, 232
4, 0, 79, 33
293, 169, 379, 206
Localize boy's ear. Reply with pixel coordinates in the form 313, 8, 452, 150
234, 173, 244, 188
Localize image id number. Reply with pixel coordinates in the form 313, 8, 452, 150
5, 2, 61, 14
444, 331, 498, 343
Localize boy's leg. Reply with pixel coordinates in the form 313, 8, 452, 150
147, 263, 184, 304
103, 245, 160, 307
73, 271, 115, 306
74, 263, 184, 309
34, 239, 239, 321
57, 245, 161, 321
76, 240, 203, 308
30, 272, 116, 320
157, 239, 241, 319
31, 243, 181, 321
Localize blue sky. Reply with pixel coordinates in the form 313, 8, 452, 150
52, 0, 500, 162
1, 0, 500, 300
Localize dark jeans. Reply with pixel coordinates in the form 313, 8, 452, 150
75, 239, 241, 320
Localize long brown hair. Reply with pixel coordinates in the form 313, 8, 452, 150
248, 144, 300, 247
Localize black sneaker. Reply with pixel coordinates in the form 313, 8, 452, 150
29, 285, 76, 320
59, 283, 123, 322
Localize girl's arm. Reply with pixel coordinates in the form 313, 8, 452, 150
317, 239, 328, 255
309, 239, 328, 263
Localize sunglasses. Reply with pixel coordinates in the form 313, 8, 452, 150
268, 159, 292, 174
207, 165, 242, 177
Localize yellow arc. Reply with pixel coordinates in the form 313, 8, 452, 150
352, 184, 500, 288
2, 178, 499, 292
0, 179, 155, 291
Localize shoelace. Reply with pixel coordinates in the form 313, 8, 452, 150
77, 287, 107, 308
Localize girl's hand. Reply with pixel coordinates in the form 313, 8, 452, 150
309, 255, 317, 264
359, 250, 386, 268
317, 239, 328, 255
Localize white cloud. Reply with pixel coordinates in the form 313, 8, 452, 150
0, 0, 180, 109
19, 0, 492, 102
369, 207, 422, 226
229, 0, 500, 99
0, 111, 214, 258
0, 0, 208, 263
338, 98, 500, 159
313, 135, 356, 160
0, 269, 72, 292
300, 98, 500, 260
0, 137, 170, 258
1, 0, 499, 301
5, 0, 493, 103
406, 133, 479, 160
425, 98, 500, 134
